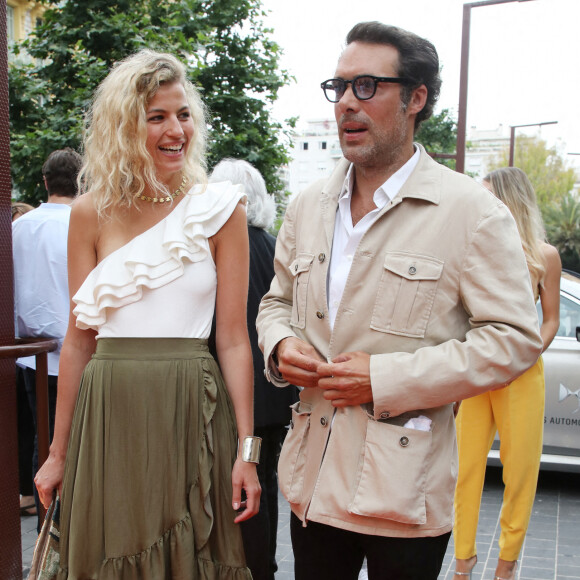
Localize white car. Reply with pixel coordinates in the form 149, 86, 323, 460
488, 271, 580, 472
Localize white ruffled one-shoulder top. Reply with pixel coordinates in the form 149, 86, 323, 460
72, 182, 245, 339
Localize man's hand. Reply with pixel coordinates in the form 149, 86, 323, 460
317, 351, 373, 407
276, 337, 325, 388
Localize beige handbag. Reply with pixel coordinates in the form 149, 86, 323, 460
28, 492, 60, 580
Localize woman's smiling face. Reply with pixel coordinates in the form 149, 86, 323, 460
145, 81, 194, 185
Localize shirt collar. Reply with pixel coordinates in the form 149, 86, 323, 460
339, 146, 421, 210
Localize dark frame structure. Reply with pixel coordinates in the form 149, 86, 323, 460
455, 0, 535, 173
0, 1, 23, 577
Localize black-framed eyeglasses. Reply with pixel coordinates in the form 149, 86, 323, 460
320, 75, 413, 103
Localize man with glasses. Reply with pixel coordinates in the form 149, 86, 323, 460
257, 22, 542, 580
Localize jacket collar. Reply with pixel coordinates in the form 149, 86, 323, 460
397, 144, 441, 205
321, 143, 442, 208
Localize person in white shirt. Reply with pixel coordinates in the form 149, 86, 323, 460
13, 147, 82, 531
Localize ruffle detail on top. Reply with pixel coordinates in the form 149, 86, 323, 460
72, 182, 245, 331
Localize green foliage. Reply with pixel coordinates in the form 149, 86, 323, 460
415, 108, 457, 170
544, 193, 580, 273
487, 135, 576, 211
9, 0, 295, 210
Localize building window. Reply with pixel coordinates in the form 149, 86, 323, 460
24, 10, 33, 36
6, 6, 15, 47
320, 141, 327, 150
302, 142, 309, 151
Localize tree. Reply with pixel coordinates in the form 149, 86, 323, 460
487, 135, 576, 211
415, 108, 457, 170
9, 0, 295, 211
544, 194, 580, 273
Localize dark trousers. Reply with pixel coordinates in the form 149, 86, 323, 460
16, 366, 35, 497
241, 425, 287, 580
291, 512, 450, 580
22, 367, 58, 532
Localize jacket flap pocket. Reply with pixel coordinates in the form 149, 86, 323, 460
384, 252, 443, 281
290, 400, 312, 415
289, 254, 315, 277
348, 419, 431, 525
279, 401, 312, 504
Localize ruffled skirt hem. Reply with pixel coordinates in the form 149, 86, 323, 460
56, 513, 251, 580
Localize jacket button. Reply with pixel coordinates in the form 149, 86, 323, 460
379, 411, 390, 419
408, 266, 417, 275
294, 264, 298, 272
320, 416, 328, 427
318, 253, 326, 263
399, 436, 410, 447
316, 310, 325, 319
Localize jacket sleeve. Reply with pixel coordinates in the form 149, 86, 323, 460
369, 200, 543, 419
256, 195, 300, 387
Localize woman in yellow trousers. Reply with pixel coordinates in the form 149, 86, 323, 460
453, 167, 561, 580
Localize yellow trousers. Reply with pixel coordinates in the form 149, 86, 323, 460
453, 358, 544, 561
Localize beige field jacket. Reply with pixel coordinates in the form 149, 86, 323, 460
257, 145, 543, 537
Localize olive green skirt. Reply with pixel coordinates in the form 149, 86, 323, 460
56, 338, 251, 580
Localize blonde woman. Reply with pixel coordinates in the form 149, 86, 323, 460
453, 167, 561, 580
34, 50, 259, 579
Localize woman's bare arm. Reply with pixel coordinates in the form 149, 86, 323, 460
35, 194, 99, 507
212, 202, 260, 522
538, 243, 562, 352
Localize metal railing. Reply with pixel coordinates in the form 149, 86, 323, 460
0, 337, 58, 521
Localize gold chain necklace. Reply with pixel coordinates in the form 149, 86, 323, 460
138, 175, 187, 203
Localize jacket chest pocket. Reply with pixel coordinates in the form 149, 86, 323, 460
289, 253, 315, 330
371, 252, 443, 338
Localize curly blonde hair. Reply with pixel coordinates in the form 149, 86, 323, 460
484, 167, 546, 289
80, 50, 208, 217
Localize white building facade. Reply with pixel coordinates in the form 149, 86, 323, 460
285, 120, 577, 196
286, 119, 341, 197
464, 125, 510, 180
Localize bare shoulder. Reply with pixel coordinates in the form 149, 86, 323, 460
542, 242, 562, 269
70, 192, 98, 226
215, 202, 247, 239
228, 200, 248, 226
68, 193, 99, 270
70, 193, 101, 244
209, 201, 248, 261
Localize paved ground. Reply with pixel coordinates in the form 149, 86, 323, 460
274, 467, 580, 580
20, 506, 37, 576
439, 468, 580, 580
21, 467, 580, 579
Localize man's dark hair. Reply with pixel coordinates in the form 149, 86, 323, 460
346, 22, 441, 132
42, 148, 82, 198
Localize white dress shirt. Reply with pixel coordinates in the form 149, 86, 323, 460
328, 148, 420, 329
13, 203, 71, 375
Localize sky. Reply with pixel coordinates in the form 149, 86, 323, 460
261, 0, 580, 170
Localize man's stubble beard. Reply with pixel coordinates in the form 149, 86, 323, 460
341, 105, 411, 171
